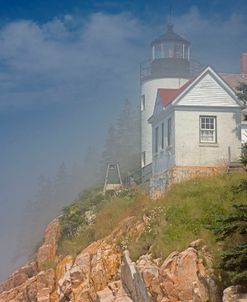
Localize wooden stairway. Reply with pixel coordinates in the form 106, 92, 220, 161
227, 161, 245, 174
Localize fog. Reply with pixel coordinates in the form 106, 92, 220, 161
0, 5, 247, 281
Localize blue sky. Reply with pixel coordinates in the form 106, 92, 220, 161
0, 0, 247, 281
0, 0, 247, 23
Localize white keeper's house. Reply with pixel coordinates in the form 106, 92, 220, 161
140, 23, 247, 196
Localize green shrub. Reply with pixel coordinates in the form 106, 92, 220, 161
40, 259, 57, 270
58, 187, 138, 256
240, 143, 247, 168
209, 180, 247, 288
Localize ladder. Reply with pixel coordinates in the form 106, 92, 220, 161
103, 162, 123, 193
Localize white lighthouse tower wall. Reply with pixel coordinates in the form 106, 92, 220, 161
141, 77, 189, 169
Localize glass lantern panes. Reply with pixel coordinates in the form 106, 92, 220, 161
155, 44, 162, 59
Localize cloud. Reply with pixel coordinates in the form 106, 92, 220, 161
0, 8, 246, 111
0, 12, 146, 110
173, 7, 247, 72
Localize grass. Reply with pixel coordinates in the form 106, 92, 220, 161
58, 188, 142, 256
128, 173, 247, 261
58, 173, 247, 268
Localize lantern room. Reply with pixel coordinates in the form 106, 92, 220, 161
150, 24, 191, 78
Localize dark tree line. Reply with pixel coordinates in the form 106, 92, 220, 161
101, 99, 140, 182
17, 98, 140, 259
17, 148, 100, 259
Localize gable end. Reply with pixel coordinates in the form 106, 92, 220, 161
173, 67, 242, 108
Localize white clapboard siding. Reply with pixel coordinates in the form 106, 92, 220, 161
177, 73, 238, 107
153, 95, 164, 116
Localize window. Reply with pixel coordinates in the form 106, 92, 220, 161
167, 118, 172, 146
142, 151, 146, 167
141, 95, 145, 111
200, 116, 217, 143
155, 44, 162, 59
163, 42, 174, 58
161, 122, 164, 149
155, 127, 159, 153
174, 43, 183, 58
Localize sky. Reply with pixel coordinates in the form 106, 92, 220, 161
0, 0, 247, 281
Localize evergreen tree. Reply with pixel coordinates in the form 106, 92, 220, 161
236, 82, 247, 106
116, 99, 140, 178
101, 99, 140, 182
237, 82, 247, 168
101, 125, 118, 179
70, 161, 85, 194
210, 180, 247, 287
82, 146, 100, 187
18, 175, 55, 257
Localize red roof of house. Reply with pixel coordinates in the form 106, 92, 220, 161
157, 68, 247, 108
158, 79, 193, 107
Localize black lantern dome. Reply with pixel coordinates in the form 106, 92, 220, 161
150, 24, 191, 78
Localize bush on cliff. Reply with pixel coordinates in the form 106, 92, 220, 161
58, 187, 139, 255
209, 180, 247, 288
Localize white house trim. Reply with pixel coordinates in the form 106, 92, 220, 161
172, 66, 242, 107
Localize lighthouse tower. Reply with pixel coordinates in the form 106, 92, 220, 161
140, 24, 191, 176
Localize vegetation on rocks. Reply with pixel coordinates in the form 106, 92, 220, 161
1, 172, 247, 301
58, 187, 139, 255
58, 172, 247, 292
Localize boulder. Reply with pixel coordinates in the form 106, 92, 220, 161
0, 276, 37, 302
136, 254, 161, 301
223, 286, 247, 302
0, 261, 38, 293
57, 240, 121, 301
96, 281, 133, 302
37, 217, 61, 270
121, 250, 151, 302
158, 246, 220, 302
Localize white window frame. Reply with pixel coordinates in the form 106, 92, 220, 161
199, 116, 217, 143
155, 44, 162, 59
161, 122, 165, 149
155, 126, 159, 153
141, 95, 145, 111
167, 118, 172, 147
142, 151, 146, 167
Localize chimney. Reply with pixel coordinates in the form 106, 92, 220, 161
241, 53, 247, 75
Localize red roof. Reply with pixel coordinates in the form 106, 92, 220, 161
158, 78, 193, 107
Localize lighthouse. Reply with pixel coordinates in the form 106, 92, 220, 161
140, 24, 191, 178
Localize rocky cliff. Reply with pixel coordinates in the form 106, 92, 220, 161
1, 213, 245, 302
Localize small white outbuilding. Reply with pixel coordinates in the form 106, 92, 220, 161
148, 66, 243, 197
